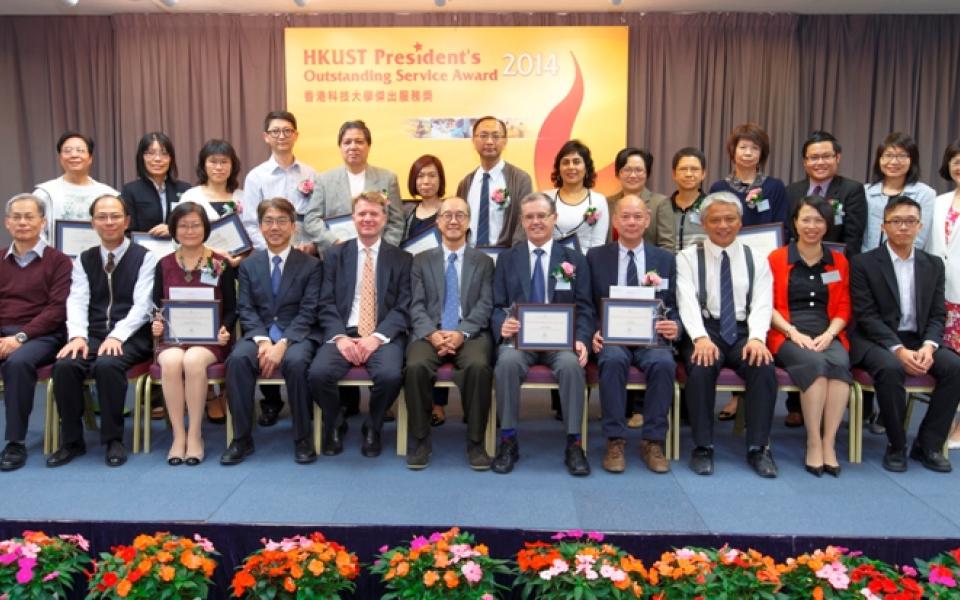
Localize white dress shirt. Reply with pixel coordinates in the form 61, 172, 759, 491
887, 243, 918, 333
618, 242, 645, 286
466, 160, 507, 246
241, 156, 317, 249
344, 238, 389, 343
676, 238, 773, 342
347, 170, 366, 198
442, 243, 465, 320
527, 239, 554, 303
66, 238, 157, 342
252, 245, 292, 345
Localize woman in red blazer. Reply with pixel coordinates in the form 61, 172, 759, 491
768, 195, 852, 477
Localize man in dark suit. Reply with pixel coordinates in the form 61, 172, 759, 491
784, 130, 869, 427
588, 195, 681, 474
404, 196, 495, 470
220, 197, 323, 465
455, 116, 532, 247
308, 191, 412, 458
850, 196, 960, 473
491, 192, 594, 476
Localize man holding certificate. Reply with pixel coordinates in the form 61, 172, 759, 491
48, 195, 157, 468
221, 198, 323, 465
676, 191, 779, 478
404, 196, 495, 470
587, 195, 680, 474
491, 192, 594, 477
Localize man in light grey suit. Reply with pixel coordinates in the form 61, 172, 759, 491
404, 197, 495, 471
303, 120, 404, 253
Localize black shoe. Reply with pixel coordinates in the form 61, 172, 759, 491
467, 442, 492, 471
805, 464, 823, 477
294, 438, 317, 464
564, 444, 591, 477
406, 438, 431, 470
823, 464, 842, 477
361, 425, 381, 458
492, 438, 519, 474
0, 442, 27, 472
866, 410, 886, 435
910, 443, 952, 473
46, 442, 86, 468
322, 419, 348, 456
258, 404, 281, 427
105, 440, 127, 467
219, 437, 255, 465
882, 445, 907, 472
747, 447, 778, 478
689, 446, 714, 475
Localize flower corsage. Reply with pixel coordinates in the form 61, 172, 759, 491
551, 261, 576, 283
491, 188, 510, 210
297, 178, 315, 198
642, 269, 662, 287
584, 205, 601, 226
744, 187, 766, 210
203, 256, 226, 279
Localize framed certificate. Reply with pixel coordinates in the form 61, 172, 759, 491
54, 220, 100, 258
131, 232, 177, 258
207, 213, 252, 256
602, 298, 658, 346
556, 232, 582, 254
477, 245, 508, 265
516, 303, 575, 351
738, 223, 784, 260
325, 213, 358, 242
400, 226, 441, 255
161, 300, 220, 344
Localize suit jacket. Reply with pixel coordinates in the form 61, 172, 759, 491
785, 175, 867, 256
849, 245, 946, 364
492, 240, 594, 346
318, 238, 412, 341
236, 248, 323, 344
455, 161, 532, 247
120, 177, 192, 234
303, 164, 404, 250
410, 245, 494, 340
925, 191, 960, 303
605, 189, 676, 251
586, 240, 681, 337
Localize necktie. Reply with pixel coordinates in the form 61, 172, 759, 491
440, 253, 460, 330
269, 255, 283, 342
719, 249, 738, 345
477, 172, 491, 246
104, 252, 115, 275
626, 249, 639, 286
813, 185, 823, 197
530, 248, 546, 303
358, 247, 376, 337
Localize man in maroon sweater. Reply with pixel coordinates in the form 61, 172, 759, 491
0, 194, 72, 471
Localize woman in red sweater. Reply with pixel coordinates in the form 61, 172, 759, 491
768, 196, 851, 477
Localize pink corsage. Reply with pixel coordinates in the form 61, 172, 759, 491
551, 261, 576, 283
642, 270, 662, 287
491, 188, 510, 209
203, 257, 225, 278
584, 206, 601, 226
744, 187, 765, 209
298, 178, 315, 197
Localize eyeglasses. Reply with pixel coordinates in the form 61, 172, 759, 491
619, 167, 646, 176
883, 218, 920, 228
143, 150, 170, 159
474, 133, 504, 142
93, 213, 125, 222
266, 128, 296, 139
60, 146, 88, 156
805, 153, 837, 163
262, 217, 293, 227
7, 213, 40, 222
438, 211, 468, 222
521, 212, 552, 222
176, 222, 204, 231
797, 217, 826, 226
880, 153, 910, 163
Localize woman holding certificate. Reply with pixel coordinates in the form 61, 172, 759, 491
401, 154, 445, 243
151, 202, 237, 466
544, 140, 609, 253
767, 196, 852, 477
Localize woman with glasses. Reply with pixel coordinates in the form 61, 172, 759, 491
606, 147, 675, 250
544, 139, 609, 253
179, 139, 243, 220
151, 202, 236, 466
120, 132, 192, 237
402, 154, 445, 243
862, 132, 936, 253
768, 196, 852, 477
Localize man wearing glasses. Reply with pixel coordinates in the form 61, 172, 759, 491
455, 116, 533, 247
850, 196, 960, 473
404, 197, 495, 470
241, 111, 317, 253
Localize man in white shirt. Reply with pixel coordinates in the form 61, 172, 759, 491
676, 191, 778, 478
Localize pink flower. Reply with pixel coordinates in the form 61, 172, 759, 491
59, 534, 90, 552
43, 571, 60, 582
587, 531, 604, 542
675, 548, 696, 560
298, 178, 315, 195
600, 563, 626, 582
491, 188, 509, 207
745, 188, 762, 206
642, 270, 662, 287
428, 532, 444, 543
15, 557, 36, 584
410, 535, 430, 551
584, 206, 601, 226
0, 552, 18, 566
560, 262, 575, 278
481, 595, 494, 600
902, 565, 918, 577
461, 560, 483, 583
816, 561, 849, 590
930, 564, 957, 587
379, 545, 389, 553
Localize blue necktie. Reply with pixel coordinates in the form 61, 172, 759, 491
626, 249, 639, 286
531, 248, 546, 303
477, 172, 491, 246
440, 253, 460, 330
269, 255, 283, 343
719, 249, 737, 345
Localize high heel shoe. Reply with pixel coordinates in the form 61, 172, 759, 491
823, 464, 841, 477
185, 441, 204, 466
805, 464, 823, 477
167, 440, 186, 466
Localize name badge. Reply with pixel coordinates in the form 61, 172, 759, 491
835, 213, 844, 225
821, 270, 841, 284
756, 199, 771, 212
200, 270, 220, 286
689, 212, 701, 225
555, 279, 572, 291
658, 278, 669, 291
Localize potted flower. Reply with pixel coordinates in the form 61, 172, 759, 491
230, 532, 359, 599
915, 547, 960, 598
0, 530, 90, 599
779, 546, 922, 599
86, 532, 218, 599
646, 546, 781, 599
514, 530, 647, 599
371, 527, 510, 599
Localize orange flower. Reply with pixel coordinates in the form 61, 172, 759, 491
133, 534, 157, 550
475, 544, 489, 556
290, 563, 303, 579
283, 576, 296, 592
137, 559, 153, 574
434, 550, 450, 568
396, 561, 410, 577
156, 550, 173, 564
813, 586, 824, 600
202, 557, 216, 578
232, 570, 255, 596
614, 576, 631, 590
308, 558, 325, 576
180, 550, 203, 570
159, 565, 176, 582
443, 569, 459, 588
424, 570, 440, 587
116, 579, 132, 597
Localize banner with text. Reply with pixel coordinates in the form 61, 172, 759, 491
285, 26, 628, 196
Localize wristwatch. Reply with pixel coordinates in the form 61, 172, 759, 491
14, 332, 27, 344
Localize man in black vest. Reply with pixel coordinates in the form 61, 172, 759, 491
48, 195, 157, 467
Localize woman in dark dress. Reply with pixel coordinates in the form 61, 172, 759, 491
767, 196, 852, 477
151, 202, 237, 465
